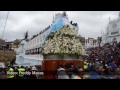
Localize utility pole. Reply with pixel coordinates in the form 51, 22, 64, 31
2, 11, 9, 39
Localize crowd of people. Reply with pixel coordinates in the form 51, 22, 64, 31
51, 42, 120, 79
0, 65, 43, 79
1, 42, 120, 79
30, 25, 50, 40
53, 60, 120, 79
84, 42, 120, 79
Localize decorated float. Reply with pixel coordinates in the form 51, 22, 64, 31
42, 12, 86, 78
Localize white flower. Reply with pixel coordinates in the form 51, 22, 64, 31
43, 25, 86, 55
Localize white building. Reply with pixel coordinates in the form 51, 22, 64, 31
85, 37, 98, 49
15, 12, 79, 66
102, 12, 120, 45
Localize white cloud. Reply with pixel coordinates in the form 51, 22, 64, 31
0, 11, 119, 41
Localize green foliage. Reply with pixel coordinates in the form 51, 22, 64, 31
14, 39, 21, 48
24, 31, 28, 40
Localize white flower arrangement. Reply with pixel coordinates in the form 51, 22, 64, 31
43, 25, 86, 55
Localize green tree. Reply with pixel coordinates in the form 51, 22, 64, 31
24, 31, 28, 40
80, 36, 85, 45
14, 39, 21, 48
10, 57, 16, 65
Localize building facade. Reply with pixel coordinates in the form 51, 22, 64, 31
85, 37, 98, 49
15, 12, 80, 66
102, 12, 120, 45
0, 38, 20, 51
0, 39, 5, 50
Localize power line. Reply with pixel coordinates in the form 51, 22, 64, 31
2, 11, 9, 39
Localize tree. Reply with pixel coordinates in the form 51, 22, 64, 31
97, 37, 102, 48
10, 57, 16, 65
24, 31, 28, 40
80, 36, 85, 45
14, 39, 21, 48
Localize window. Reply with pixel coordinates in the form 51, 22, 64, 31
35, 48, 37, 54
39, 47, 41, 54
111, 31, 118, 35
38, 48, 40, 53
35, 49, 37, 54
29, 50, 30, 55
113, 37, 116, 41
26, 50, 27, 55
34, 49, 35, 54
32, 50, 33, 55
34, 39, 36, 44
37, 48, 39, 54
28, 50, 30, 55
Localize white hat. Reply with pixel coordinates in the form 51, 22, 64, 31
57, 68, 65, 71
32, 66, 37, 70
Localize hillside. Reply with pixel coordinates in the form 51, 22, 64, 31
0, 50, 16, 66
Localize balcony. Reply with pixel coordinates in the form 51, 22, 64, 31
24, 54, 43, 60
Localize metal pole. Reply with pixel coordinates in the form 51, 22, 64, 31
2, 11, 9, 39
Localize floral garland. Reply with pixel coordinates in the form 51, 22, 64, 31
43, 25, 86, 56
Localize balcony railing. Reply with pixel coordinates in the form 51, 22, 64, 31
24, 54, 43, 60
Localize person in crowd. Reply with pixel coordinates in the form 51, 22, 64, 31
57, 65, 69, 79
7, 66, 14, 79
70, 65, 82, 79
14, 66, 19, 79
108, 60, 117, 75
0, 68, 7, 79
18, 66, 25, 79
87, 66, 102, 79
88, 61, 92, 72
31, 66, 37, 79
84, 60, 88, 72
24, 66, 32, 79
